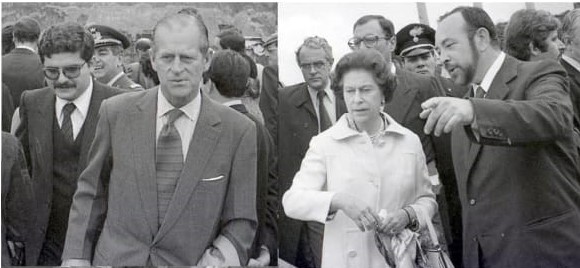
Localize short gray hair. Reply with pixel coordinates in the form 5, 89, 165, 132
295, 36, 334, 65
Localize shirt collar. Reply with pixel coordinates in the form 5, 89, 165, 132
107, 71, 124, 86
157, 87, 201, 122
307, 80, 333, 102
562, 54, 580, 72
55, 79, 93, 119
476, 51, 506, 93
223, 99, 243, 107
15, 45, 36, 53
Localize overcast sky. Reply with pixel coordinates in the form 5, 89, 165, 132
278, 2, 574, 86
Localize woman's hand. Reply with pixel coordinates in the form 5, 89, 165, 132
378, 209, 410, 235
330, 193, 380, 231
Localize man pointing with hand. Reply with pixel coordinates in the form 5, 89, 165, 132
421, 6, 580, 268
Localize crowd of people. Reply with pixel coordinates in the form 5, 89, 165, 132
1, 4, 580, 268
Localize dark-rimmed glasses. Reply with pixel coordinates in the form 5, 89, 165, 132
43, 62, 87, 80
348, 35, 390, 50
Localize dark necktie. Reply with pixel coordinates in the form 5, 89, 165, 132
317, 89, 332, 132
156, 108, 184, 227
474, 85, 486, 98
61, 103, 76, 143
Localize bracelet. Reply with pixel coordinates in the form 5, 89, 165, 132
402, 207, 412, 225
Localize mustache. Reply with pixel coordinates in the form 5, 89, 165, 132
53, 82, 76, 89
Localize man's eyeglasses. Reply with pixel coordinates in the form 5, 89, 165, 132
348, 35, 390, 50
43, 62, 87, 80
299, 61, 326, 71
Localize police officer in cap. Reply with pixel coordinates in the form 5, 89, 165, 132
396, 23, 467, 267
87, 24, 143, 91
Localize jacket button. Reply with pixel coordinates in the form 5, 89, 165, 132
348, 251, 357, 258
151, 247, 157, 253
473, 236, 478, 242
469, 199, 476, 205
500, 233, 505, 238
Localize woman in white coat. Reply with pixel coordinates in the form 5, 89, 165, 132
282, 49, 437, 268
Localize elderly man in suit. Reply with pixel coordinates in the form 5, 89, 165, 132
62, 13, 257, 266
87, 24, 143, 91
278, 36, 347, 268
421, 6, 580, 267
15, 22, 125, 265
2, 16, 45, 108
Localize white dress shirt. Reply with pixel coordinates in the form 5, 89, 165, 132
155, 88, 202, 161
474, 51, 506, 96
308, 80, 336, 132
55, 79, 93, 140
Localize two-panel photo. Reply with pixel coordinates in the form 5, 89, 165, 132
2, 2, 580, 268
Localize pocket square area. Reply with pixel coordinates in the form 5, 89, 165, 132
201, 175, 225, 182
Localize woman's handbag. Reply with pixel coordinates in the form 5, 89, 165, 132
415, 209, 455, 268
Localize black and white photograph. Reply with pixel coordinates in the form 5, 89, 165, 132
2, 1, 580, 268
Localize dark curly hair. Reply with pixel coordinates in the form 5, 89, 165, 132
38, 22, 94, 64
208, 50, 251, 98
331, 49, 397, 103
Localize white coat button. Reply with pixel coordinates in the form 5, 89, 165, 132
348, 251, 357, 258
469, 199, 476, 205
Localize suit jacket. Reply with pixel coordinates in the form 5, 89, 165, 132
277, 82, 347, 266
559, 58, 580, 130
15, 81, 123, 265
230, 103, 278, 265
1, 132, 34, 265
259, 65, 280, 139
452, 55, 580, 268
111, 72, 144, 91
385, 68, 443, 164
62, 89, 258, 266
2, 48, 45, 107
2, 84, 15, 132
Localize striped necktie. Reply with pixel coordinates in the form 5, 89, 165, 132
156, 108, 184, 227
61, 102, 76, 143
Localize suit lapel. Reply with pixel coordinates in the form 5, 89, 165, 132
385, 70, 418, 124
465, 55, 518, 176
31, 88, 55, 181
78, 81, 104, 167
292, 84, 317, 122
131, 87, 159, 236
155, 94, 221, 242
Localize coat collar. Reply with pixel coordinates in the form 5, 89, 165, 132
328, 112, 408, 141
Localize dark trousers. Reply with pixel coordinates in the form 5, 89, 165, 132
295, 221, 324, 268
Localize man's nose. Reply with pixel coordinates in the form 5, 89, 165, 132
169, 57, 185, 73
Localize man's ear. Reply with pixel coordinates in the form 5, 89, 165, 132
474, 27, 492, 51
529, 42, 542, 57
204, 50, 213, 72
388, 36, 396, 53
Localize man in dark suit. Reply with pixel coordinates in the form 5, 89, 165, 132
62, 13, 257, 266
259, 33, 281, 139
560, 8, 580, 137
15, 22, 125, 265
2, 132, 35, 266
2, 16, 45, 108
422, 6, 580, 267
278, 36, 347, 268
87, 24, 143, 91
206, 49, 278, 266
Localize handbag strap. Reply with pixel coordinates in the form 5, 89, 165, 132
417, 207, 440, 247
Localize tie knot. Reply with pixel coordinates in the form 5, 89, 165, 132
317, 89, 326, 99
166, 109, 184, 125
63, 102, 76, 115
473, 85, 485, 99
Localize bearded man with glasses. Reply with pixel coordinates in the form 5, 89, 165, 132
14, 21, 124, 265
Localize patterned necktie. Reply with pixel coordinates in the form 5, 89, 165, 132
156, 108, 184, 227
317, 89, 332, 132
474, 85, 486, 99
61, 103, 76, 143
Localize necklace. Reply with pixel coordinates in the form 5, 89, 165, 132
352, 114, 386, 146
